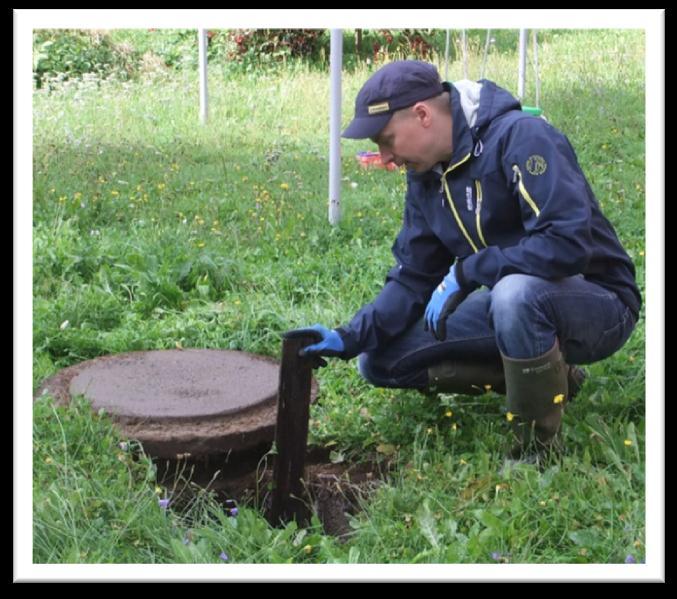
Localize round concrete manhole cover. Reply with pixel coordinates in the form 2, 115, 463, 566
36, 349, 319, 458
68, 349, 279, 421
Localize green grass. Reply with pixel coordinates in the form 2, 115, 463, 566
32, 29, 645, 565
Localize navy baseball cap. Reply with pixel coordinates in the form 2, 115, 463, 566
342, 60, 445, 140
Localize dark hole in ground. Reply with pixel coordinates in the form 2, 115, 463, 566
152, 444, 393, 539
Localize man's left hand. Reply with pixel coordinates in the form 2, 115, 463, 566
424, 264, 470, 341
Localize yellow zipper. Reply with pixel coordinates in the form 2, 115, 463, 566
441, 153, 479, 253
512, 165, 541, 217
474, 180, 488, 248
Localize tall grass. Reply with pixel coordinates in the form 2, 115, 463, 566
33, 29, 645, 564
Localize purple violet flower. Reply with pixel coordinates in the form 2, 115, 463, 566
625, 554, 637, 564
219, 551, 229, 562
158, 498, 170, 510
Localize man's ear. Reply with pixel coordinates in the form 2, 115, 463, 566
412, 101, 433, 127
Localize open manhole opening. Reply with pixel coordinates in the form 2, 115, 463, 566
152, 444, 393, 539
36, 348, 393, 539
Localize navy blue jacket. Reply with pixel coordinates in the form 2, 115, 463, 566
337, 80, 641, 359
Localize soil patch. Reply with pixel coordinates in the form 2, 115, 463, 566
155, 444, 392, 539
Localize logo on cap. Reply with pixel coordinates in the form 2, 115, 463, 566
368, 102, 390, 115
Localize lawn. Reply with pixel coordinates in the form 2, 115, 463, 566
32, 29, 646, 565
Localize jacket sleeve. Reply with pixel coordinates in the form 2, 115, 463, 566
337, 186, 453, 359
455, 117, 594, 290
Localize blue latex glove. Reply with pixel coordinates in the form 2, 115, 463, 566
297, 324, 345, 359
423, 264, 470, 341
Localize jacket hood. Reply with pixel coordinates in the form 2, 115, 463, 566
448, 79, 522, 166
409, 79, 522, 183
407, 79, 522, 182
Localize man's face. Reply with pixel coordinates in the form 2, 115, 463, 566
371, 103, 446, 173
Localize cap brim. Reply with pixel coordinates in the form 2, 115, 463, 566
341, 113, 392, 140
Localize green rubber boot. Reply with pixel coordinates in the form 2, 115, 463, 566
501, 340, 569, 466
425, 359, 506, 396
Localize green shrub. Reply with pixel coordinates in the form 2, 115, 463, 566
225, 29, 329, 65
33, 29, 139, 88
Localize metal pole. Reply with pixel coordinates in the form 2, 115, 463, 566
268, 332, 315, 527
532, 29, 540, 108
328, 29, 342, 226
518, 28, 527, 101
198, 29, 208, 124
481, 29, 492, 80
444, 29, 450, 80
461, 29, 468, 80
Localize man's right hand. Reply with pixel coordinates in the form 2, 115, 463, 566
294, 324, 345, 359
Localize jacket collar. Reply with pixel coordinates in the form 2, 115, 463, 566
447, 82, 476, 168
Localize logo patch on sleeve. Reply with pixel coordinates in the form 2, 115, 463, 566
526, 155, 547, 176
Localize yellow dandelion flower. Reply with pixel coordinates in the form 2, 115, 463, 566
280, 183, 290, 190
451, 423, 458, 431
445, 410, 453, 418
624, 439, 632, 447
459, 458, 467, 465
553, 394, 565, 404
506, 412, 515, 422
539, 500, 547, 507
303, 544, 313, 555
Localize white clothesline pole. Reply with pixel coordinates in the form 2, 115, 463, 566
198, 28, 208, 124
328, 29, 342, 225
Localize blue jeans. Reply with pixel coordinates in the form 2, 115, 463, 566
357, 274, 637, 390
